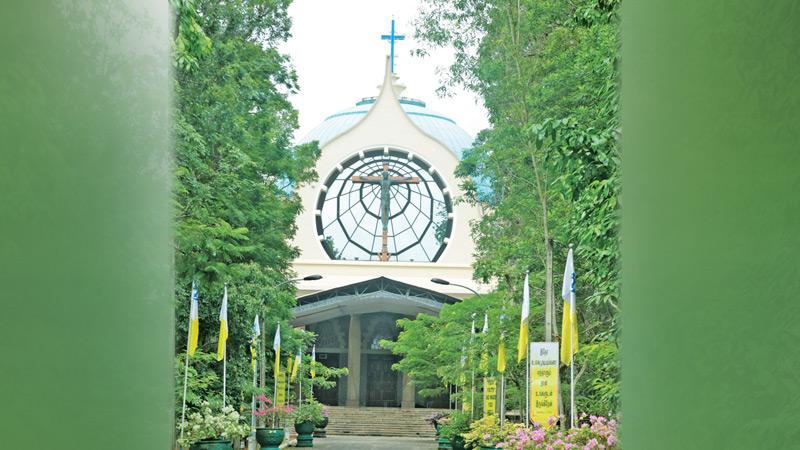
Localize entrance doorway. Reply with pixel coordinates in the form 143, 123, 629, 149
366, 354, 400, 407
313, 352, 343, 405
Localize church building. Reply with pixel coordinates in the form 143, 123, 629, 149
290, 49, 487, 409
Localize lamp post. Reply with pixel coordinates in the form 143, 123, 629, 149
260, 275, 323, 392
430, 277, 482, 297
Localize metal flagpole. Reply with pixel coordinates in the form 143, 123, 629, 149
249, 360, 257, 450
499, 374, 505, 427
222, 348, 227, 407
525, 342, 530, 427
570, 326, 575, 428
471, 370, 475, 420
179, 345, 190, 444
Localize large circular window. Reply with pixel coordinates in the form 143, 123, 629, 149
315, 148, 453, 262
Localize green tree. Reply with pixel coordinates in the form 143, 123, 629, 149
387, 0, 621, 417
170, 0, 320, 424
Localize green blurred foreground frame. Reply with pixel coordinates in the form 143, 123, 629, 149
2, 1, 799, 449
621, 1, 800, 449
0, 2, 173, 449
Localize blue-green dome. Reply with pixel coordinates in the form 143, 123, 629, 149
300, 97, 474, 158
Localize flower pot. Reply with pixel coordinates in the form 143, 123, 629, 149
314, 416, 329, 438
451, 435, 466, 450
437, 436, 452, 450
255, 427, 285, 450
295, 420, 316, 447
189, 439, 233, 450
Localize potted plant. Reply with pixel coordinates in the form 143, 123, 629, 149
426, 411, 448, 438
462, 416, 518, 450
291, 399, 324, 447
253, 395, 294, 450
313, 406, 330, 438
177, 402, 249, 450
436, 411, 470, 450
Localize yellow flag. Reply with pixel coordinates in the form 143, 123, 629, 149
497, 339, 506, 373
560, 248, 580, 365
250, 315, 260, 372
517, 273, 530, 362
273, 324, 281, 377
291, 350, 301, 381
310, 345, 316, 379
216, 285, 228, 361
286, 355, 294, 380
188, 281, 199, 356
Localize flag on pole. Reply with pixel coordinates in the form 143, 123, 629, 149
517, 273, 530, 362
188, 281, 199, 356
286, 356, 294, 381
216, 285, 228, 361
310, 345, 316, 379
251, 315, 260, 372
291, 349, 301, 381
480, 313, 489, 372
497, 337, 506, 373
560, 248, 579, 365
273, 324, 281, 377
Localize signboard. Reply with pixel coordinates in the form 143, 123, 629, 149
530, 342, 559, 425
275, 371, 287, 407
483, 377, 497, 417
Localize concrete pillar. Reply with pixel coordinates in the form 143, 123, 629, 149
345, 314, 361, 407
401, 372, 415, 409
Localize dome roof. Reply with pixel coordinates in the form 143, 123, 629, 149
299, 97, 474, 158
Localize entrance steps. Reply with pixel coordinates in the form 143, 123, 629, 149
324, 406, 445, 438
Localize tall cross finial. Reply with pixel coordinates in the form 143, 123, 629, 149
381, 18, 405, 73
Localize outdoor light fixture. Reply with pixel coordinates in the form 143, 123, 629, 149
303, 274, 323, 281
430, 277, 481, 297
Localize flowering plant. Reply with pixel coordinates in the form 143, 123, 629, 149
321, 406, 330, 418
463, 415, 521, 447
497, 415, 619, 450
177, 401, 250, 447
253, 395, 294, 428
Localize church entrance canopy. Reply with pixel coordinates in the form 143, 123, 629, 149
292, 276, 459, 326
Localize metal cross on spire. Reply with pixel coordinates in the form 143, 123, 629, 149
381, 18, 405, 73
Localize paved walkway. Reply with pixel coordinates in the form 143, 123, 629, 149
313, 435, 436, 450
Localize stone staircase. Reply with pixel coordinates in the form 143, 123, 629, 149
324, 406, 445, 438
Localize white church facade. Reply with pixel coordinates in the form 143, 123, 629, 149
290, 57, 487, 408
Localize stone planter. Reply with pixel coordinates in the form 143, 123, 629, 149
189, 439, 233, 450
295, 420, 316, 447
255, 427, 285, 450
314, 416, 329, 438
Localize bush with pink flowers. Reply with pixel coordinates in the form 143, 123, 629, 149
497, 415, 619, 450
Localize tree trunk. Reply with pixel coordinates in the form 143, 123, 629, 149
544, 236, 554, 341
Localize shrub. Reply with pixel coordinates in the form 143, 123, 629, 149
497, 415, 619, 450
463, 416, 521, 448
177, 401, 250, 447
438, 411, 471, 440
291, 399, 324, 425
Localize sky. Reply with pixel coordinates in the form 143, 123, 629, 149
282, 0, 489, 143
